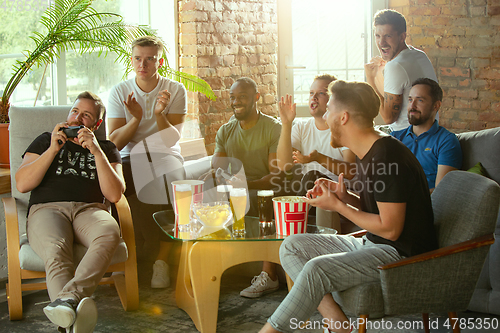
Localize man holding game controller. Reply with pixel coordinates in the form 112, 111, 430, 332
16, 91, 124, 333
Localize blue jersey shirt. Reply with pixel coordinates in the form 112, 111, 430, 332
391, 121, 462, 189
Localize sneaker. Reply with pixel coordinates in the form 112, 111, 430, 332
240, 271, 279, 298
72, 297, 98, 333
43, 298, 78, 328
151, 260, 170, 288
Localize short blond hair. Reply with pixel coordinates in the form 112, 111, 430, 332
131, 36, 164, 55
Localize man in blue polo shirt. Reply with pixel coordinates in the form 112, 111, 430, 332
391, 78, 462, 192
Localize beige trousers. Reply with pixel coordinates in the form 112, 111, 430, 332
27, 201, 120, 302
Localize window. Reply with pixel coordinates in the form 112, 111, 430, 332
0, 0, 177, 107
278, 0, 386, 116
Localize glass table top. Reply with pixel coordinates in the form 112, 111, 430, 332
153, 210, 337, 241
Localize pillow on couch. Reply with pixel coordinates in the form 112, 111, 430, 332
467, 162, 488, 177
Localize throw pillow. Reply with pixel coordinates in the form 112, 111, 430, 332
467, 162, 487, 176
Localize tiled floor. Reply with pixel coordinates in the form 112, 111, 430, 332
1, 264, 499, 333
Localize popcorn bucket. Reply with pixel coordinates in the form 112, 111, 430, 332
171, 180, 204, 214
273, 196, 310, 236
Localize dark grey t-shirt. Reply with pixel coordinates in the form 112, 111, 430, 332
358, 136, 437, 257
24, 132, 121, 212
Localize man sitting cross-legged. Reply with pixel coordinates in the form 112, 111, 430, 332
16, 92, 125, 333
259, 80, 437, 333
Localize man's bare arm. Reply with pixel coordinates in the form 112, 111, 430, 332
108, 117, 140, 151
431, 165, 458, 193
380, 92, 404, 125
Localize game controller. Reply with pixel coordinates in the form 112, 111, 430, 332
60, 125, 84, 138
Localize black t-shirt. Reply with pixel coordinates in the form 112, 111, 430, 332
358, 136, 437, 257
24, 132, 121, 211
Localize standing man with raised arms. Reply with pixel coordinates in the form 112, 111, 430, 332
365, 9, 437, 131
107, 36, 187, 289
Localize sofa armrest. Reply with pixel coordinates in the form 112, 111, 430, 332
378, 233, 494, 270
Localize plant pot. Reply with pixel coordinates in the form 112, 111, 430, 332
0, 123, 9, 168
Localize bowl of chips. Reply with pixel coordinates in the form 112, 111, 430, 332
192, 201, 233, 228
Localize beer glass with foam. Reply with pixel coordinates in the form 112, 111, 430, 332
230, 188, 247, 238
174, 183, 192, 232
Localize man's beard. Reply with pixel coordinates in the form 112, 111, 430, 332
408, 109, 430, 126
329, 118, 342, 148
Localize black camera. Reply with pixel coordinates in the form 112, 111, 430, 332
60, 125, 84, 138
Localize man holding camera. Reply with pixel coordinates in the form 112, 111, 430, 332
15, 92, 125, 333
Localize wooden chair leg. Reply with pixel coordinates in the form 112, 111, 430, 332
358, 314, 368, 333
6, 282, 24, 320
422, 313, 430, 333
448, 312, 461, 333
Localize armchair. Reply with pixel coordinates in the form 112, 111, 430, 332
3, 105, 139, 320
333, 171, 500, 333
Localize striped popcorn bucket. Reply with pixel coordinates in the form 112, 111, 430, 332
273, 196, 310, 236
171, 180, 204, 214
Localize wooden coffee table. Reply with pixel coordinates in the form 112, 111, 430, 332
153, 211, 336, 333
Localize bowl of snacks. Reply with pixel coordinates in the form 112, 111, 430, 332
192, 201, 233, 228
272, 196, 310, 236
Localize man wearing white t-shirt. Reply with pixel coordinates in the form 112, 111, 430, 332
277, 75, 355, 196
365, 9, 437, 131
107, 36, 187, 289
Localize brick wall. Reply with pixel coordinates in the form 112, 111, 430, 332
390, 0, 500, 132
178, 0, 278, 154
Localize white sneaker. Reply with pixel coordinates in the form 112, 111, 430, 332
72, 297, 98, 333
239, 271, 279, 298
151, 260, 170, 288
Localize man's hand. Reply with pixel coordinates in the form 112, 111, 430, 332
304, 174, 349, 210
51, 122, 69, 152
76, 127, 101, 156
154, 89, 171, 115
124, 92, 143, 120
293, 149, 318, 164
364, 56, 386, 80
278, 94, 296, 126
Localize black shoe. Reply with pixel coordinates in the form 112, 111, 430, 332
43, 298, 78, 328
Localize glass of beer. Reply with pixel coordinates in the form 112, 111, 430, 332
216, 184, 233, 202
230, 188, 247, 238
258, 190, 274, 236
174, 183, 192, 232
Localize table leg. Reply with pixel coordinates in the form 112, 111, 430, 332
186, 240, 283, 333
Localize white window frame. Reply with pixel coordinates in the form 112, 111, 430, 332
277, 0, 387, 117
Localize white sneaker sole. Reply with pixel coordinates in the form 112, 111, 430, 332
72, 297, 98, 333
43, 303, 76, 328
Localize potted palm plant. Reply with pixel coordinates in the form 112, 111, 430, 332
0, 0, 215, 167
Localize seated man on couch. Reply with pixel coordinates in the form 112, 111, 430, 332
260, 80, 437, 333
211, 77, 284, 298
276, 74, 356, 195
391, 78, 462, 192
15, 92, 125, 333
